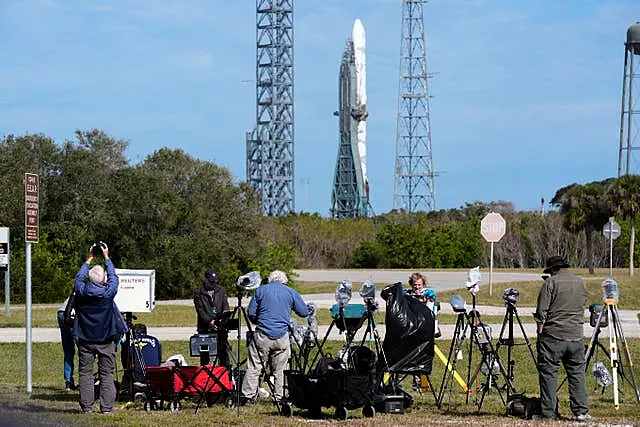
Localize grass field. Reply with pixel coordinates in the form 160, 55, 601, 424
1, 337, 639, 426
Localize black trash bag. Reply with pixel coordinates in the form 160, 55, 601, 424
380, 282, 435, 374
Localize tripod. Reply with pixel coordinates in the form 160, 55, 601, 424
494, 301, 537, 402
464, 305, 514, 410
558, 299, 640, 408
121, 312, 147, 401
437, 310, 469, 408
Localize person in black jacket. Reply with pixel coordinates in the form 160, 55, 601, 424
193, 269, 230, 365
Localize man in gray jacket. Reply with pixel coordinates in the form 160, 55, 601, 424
534, 256, 591, 421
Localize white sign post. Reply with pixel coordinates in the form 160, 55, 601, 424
603, 218, 621, 277
481, 212, 506, 296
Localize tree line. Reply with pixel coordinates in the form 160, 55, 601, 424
0, 130, 638, 303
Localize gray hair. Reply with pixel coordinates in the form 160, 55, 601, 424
268, 270, 288, 284
88, 265, 106, 284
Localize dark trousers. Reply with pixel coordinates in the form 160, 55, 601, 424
537, 334, 588, 418
78, 340, 116, 413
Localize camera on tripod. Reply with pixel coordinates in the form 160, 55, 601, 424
236, 271, 261, 294
503, 288, 519, 306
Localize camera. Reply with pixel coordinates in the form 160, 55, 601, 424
236, 271, 261, 291
90, 241, 107, 257
503, 288, 519, 305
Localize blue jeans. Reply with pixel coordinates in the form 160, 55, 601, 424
57, 311, 75, 385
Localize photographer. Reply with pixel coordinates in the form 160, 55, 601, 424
533, 256, 590, 422
73, 242, 127, 414
241, 270, 308, 404
193, 269, 230, 365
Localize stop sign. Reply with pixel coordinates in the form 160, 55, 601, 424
481, 212, 506, 242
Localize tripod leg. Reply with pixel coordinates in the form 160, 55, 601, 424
607, 304, 620, 408
437, 315, 464, 408
611, 305, 640, 402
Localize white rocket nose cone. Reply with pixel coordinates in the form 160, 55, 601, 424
352, 18, 365, 44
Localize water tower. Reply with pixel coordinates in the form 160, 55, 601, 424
618, 22, 640, 176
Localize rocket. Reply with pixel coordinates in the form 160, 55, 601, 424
351, 18, 368, 190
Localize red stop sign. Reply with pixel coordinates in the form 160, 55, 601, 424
481, 212, 506, 242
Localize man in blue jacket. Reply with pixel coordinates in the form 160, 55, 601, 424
241, 270, 308, 403
73, 242, 127, 414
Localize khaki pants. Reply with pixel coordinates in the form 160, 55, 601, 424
537, 334, 588, 418
78, 340, 116, 413
241, 330, 290, 400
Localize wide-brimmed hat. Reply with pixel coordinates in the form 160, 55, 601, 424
543, 256, 570, 274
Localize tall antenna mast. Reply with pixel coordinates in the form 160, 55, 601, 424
246, 0, 295, 215
393, 0, 435, 212
618, 22, 640, 177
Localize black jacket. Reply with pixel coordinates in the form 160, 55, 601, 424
194, 283, 230, 333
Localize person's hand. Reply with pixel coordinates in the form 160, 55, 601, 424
101, 242, 109, 260
86, 248, 94, 264
536, 323, 543, 334
209, 319, 217, 331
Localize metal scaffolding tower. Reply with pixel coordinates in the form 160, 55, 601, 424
393, 0, 435, 212
618, 22, 640, 177
331, 22, 373, 219
246, 0, 295, 216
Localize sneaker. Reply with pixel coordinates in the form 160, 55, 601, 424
575, 413, 593, 422
258, 387, 270, 398
65, 381, 75, 392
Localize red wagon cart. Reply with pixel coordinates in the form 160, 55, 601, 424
145, 364, 234, 413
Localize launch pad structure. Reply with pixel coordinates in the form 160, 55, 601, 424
393, 0, 436, 212
246, 0, 295, 216
331, 19, 374, 219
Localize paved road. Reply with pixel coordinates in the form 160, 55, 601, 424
2, 297, 638, 342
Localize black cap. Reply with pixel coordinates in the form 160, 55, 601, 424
543, 256, 570, 274
205, 269, 218, 283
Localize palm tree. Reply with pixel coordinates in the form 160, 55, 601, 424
607, 174, 640, 277
551, 180, 613, 274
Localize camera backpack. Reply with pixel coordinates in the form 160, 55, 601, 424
507, 393, 541, 419
63, 290, 77, 327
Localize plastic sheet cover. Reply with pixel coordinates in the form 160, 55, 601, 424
381, 282, 435, 374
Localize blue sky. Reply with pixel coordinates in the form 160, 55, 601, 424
0, 0, 636, 215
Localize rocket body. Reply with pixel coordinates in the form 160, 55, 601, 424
352, 19, 367, 185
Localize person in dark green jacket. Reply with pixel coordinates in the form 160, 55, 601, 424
534, 256, 591, 422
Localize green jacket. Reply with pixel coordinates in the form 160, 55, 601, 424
534, 269, 586, 341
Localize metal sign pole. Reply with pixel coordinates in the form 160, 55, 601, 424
489, 242, 494, 297
609, 229, 614, 277
5, 265, 9, 317
25, 242, 32, 392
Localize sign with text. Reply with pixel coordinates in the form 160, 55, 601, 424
0, 227, 8, 268
480, 212, 506, 243
24, 173, 39, 243
113, 269, 156, 313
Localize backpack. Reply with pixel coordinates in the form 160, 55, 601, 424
507, 393, 541, 419
63, 290, 77, 327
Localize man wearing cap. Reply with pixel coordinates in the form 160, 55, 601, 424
241, 270, 308, 404
194, 269, 230, 365
534, 256, 591, 422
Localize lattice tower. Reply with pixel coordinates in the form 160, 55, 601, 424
393, 0, 435, 211
246, 0, 295, 215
